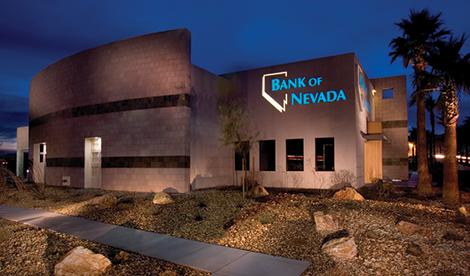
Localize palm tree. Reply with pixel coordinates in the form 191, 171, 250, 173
425, 95, 437, 165
427, 35, 470, 205
389, 9, 450, 196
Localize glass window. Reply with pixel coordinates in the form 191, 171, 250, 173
259, 140, 275, 171
383, 88, 394, 99
316, 138, 334, 171
286, 139, 304, 171
235, 141, 250, 171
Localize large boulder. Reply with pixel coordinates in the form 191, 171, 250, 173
313, 211, 339, 234
458, 206, 468, 217
396, 221, 421, 236
54, 246, 111, 276
152, 192, 174, 205
89, 194, 118, 209
248, 185, 269, 198
322, 237, 358, 260
333, 187, 365, 201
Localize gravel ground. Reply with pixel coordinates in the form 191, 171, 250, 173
0, 187, 469, 275
0, 218, 207, 276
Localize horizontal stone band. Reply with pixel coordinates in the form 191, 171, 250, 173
382, 120, 407, 129
30, 93, 190, 128
383, 157, 408, 166
46, 156, 190, 168
46, 157, 84, 167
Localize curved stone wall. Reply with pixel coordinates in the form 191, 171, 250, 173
29, 29, 192, 192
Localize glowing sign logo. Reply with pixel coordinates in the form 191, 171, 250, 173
261, 71, 347, 113
357, 66, 371, 113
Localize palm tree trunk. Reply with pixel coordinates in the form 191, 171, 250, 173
416, 92, 433, 196
443, 123, 459, 205
431, 110, 436, 165
442, 88, 460, 206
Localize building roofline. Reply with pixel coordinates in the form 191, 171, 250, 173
219, 52, 356, 76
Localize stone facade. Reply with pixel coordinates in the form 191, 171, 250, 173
371, 76, 409, 180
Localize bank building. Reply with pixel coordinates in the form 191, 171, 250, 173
19, 29, 408, 192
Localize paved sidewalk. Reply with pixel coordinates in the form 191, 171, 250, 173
0, 205, 310, 276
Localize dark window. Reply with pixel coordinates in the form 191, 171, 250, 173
286, 139, 304, 171
235, 141, 250, 171
39, 154, 44, 163
259, 140, 275, 171
39, 143, 45, 153
315, 138, 334, 171
383, 88, 394, 99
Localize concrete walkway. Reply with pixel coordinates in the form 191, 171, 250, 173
0, 205, 310, 276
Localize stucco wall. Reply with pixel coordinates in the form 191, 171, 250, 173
189, 66, 233, 190
16, 126, 29, 178
29, 29, 192, 192
224, 53, 359, 189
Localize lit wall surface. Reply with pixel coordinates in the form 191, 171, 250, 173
29, 29, 408, 192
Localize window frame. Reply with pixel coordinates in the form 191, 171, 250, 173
315, 137, 335, 172
286, 138, 304, 171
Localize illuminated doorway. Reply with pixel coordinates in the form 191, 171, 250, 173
84, 137, 102, 188
33, 142, 46, 183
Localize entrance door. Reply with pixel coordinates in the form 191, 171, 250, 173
364, 140, 382, 183
33, 143, 46, 183
84, 137, 102, 188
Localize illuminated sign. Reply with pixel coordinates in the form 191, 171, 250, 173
357, 66, 371, 113
262, 72, 347, 113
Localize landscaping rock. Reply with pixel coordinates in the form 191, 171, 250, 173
458, 206, 468, 217
405, 242, 423, 256
397, 220, 421, 236
333, 187, 365, 201
313, 211, 339, 234
322, 229, 350, 245
152, 192, 174, 205
248, 185, 269, 198
114, 250, 130, 263
117, 196, 135, 204
159, 271, 177, 276
89, 194, 118, 209
54, 246, 112, 276
321, 236, 357, 260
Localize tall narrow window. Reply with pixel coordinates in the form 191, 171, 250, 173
259, 140, 275, 171
235, 141, 250, 171
286, 139, 304, 171
39, 143, 46, 163
315, 138, 334, 171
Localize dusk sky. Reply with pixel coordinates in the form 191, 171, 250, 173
1, 0, 469, 153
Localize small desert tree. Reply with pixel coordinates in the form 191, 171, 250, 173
217, 89, 258, 198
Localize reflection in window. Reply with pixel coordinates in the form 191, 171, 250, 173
286, 139, 304, 171
316, 138, 334, 171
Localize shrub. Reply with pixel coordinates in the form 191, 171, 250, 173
194, 213, 204, 221
376, 179, 396, 198
197, 200, 207, 208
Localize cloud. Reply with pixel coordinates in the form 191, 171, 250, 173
0, 137, 16, 152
